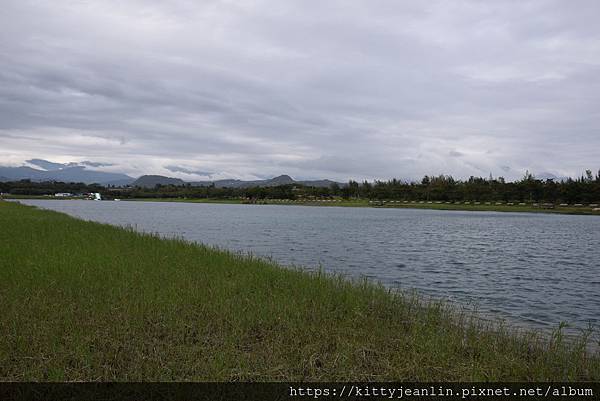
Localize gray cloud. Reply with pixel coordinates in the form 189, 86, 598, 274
77, 161, 115, 168
165, 165, 214, 177
26, 158, 114, 171
1, 0, 599, 181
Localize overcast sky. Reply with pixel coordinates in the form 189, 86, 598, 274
1, 1, 599, 181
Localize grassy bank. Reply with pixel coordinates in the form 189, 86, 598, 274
125, 197, 600, 216
0, 201, 598, 381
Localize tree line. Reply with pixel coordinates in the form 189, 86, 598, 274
342, 170, 600, 203
2, 170, 600, 203
0, 180, 103, 196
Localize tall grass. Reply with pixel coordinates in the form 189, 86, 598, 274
0, 201, 598, 381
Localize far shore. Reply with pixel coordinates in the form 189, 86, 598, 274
119, 197, 600, 216
7, 194, 600, 216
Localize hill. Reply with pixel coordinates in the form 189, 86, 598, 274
0, 164, 134, 185
191, 175, 341, 188
0, 160, 341, 188
132, 175, 186, 188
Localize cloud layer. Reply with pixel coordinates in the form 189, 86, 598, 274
1, 0, 599, 181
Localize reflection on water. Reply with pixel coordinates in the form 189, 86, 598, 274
20, 199, 600, 337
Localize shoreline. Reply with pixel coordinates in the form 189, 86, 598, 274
121, 197, 600, 216
6, 195, 600, 216
1, 200, 598, 381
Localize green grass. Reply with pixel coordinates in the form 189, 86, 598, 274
0, 201, 598, 381
125, 197, 600, 216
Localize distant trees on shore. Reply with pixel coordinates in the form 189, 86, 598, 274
0, 180, 103, 196
342, 170, 600, 203
2, 169, 600, 203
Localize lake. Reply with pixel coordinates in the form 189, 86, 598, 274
19, 199, 600, 337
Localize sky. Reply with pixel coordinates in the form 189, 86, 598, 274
1, 0, 599, 181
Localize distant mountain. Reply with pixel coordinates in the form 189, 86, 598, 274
190, 174, 342, 188
132, 175, 186, 188
298, 179, 340, 188
42, 166, 134, 185
0, 166, 44, 181
535, 172, 570, 182
191, 175, 294, 188
0, 159, 341, 188
0, 164, 134, 185
267, 174, 295, 186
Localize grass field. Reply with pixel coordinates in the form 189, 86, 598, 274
124, 197, 600, 216
1, 200, 598, 381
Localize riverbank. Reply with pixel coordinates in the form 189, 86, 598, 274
124, 197, 600, 216
1, 200, 598, 381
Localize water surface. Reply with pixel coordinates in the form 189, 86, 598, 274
20, 199, 600, 336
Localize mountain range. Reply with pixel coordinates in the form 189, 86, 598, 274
0, 162, 134, 186
0, 159, 341, 188
132, 174, 340, 188
1, 159, 572, 188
